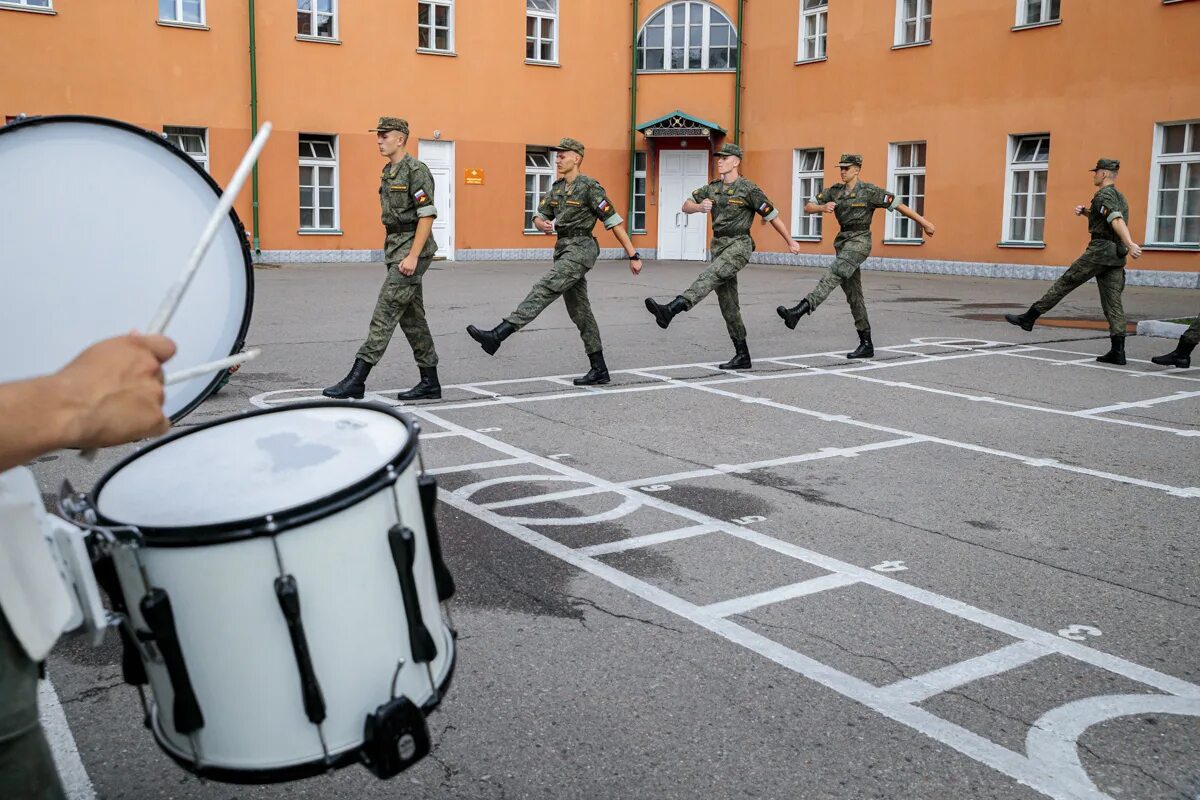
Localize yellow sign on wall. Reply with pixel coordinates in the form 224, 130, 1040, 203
464, 168, 484, 185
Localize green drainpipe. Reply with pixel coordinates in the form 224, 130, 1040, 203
249, 0, 261, 255
733, 0, 744, 145
629, 0, 639, 226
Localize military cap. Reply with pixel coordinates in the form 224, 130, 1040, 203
369, 116, 410, 134
714, 142, 743, 158
1089, 158, 1120, 172
555, 137, 585, 156
837, 153, 864, 167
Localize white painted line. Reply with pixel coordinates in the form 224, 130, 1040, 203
459, 385, 503, 397
703, 573, 860, 618
453, 472, 584, 498
877, 640, 1052, 704
576, 524, 718, 557
426, 457, 529, 476
484, 485, 609, 510
1076, 390, 1200, 416
38, 680, 97, 800
997, 348, 1200, 384
419, 430, 463, 440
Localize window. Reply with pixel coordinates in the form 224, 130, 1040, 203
297, 0, 336, 39
894, 0, 932, 46
889, 142, 926, 240
525, 150, 554, 231
526, 0, 558, 63
637, 1, 738, 72
299, 135, 338, 231
632, 152, 648, 233
159, 0, 203, 25
1016, 0, 1060, 26
791, 148, 825, 239
1149, 121, 1200, 246
418, 0, 454, 52
1004, 134, 1049, 244
1, 0, 52, 8
798, 0, 828, 62
164, 126, 208, 173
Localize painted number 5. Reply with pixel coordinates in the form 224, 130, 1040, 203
1057, 624, 1102, 641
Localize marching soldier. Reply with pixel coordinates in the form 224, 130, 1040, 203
1151, 315, 1198, 369
325, 116, 443, 401
777, 153, 935, 359
1004, 158, 1143, 365
645, 142, 801, 369
467, 137, 641, 385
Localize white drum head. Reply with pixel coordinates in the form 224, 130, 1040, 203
0, 116, 253, 421
95, 405, 412, 529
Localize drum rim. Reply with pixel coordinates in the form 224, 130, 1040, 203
89, 400, 420, 546
0, 114, 255, 424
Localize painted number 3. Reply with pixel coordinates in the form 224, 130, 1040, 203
1057, 624, 1102, 641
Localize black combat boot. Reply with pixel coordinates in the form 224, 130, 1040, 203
776, 299, 812, 330
847, 329, 875, 359
718, 339, 752, 370
396, 366, 442, 401
645, 296, 689, 329
573, 351, 610, 386
322, 358, 371, 400
467, 321, 516, 355
1095, 335, 1127, 365
1003, 306, 1041, 332
1150, 339, 1196, 369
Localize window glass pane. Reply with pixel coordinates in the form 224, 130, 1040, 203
1034, 170, 1047, 194
435, 28, 449, 50
1029, 218, 1044, 242
706, 48, 724, 69
1162, 125, 1186, 154
1184, 190, 1200, 217
1183, 217, 1200, 243
670, 47, 685, 69
646, 25, 664, 47
159, 0, 175, 20
418, 4, 429, 25
1187, 164, 1200, 189
316, 0, 331, 11
319, 210, 334, 228
182, 0, 201, 22
419, 28, 431, 49
1158, 189, 1179, 216
1161, 163, 1181, 189
317, 14, 333, 37
319, 166, 333, 184
1049, 0, 1061, 20
1189, 123, 1200, 152
645, 50, 664, 70
299, 187, 313, 208
300, 208, 314, 228
319, 188, 334, 208
435, 5, 448, 26
297, 11, 312, 35
1156, 217, 1176, 243
1013, 171, 1029, 193
541, 40, 553, 60
300, 165, 313, 185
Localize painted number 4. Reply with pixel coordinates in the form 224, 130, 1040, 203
1058, 624, 1102, 641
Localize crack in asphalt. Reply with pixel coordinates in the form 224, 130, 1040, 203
566, 595, 685, 636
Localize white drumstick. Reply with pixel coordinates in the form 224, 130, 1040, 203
147, 122, 272, 335
164, 349, 260, 386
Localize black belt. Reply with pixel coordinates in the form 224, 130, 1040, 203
386, 222, 417, 234
556, 229, 595, 240
712, 231, 751, 240
1090, 235, 1118, 243
839, 224, 871, 233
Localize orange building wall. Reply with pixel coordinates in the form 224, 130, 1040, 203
3, 0, 1198, 273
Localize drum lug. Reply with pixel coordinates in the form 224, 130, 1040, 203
360, 695, 431, 779
417, 474, 456, 602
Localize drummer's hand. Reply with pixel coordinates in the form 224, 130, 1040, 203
52, 333, 176, 448
397, 254, 419, 276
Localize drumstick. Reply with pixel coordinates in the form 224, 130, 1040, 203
146, 122, 273, 335
163, 349, 260, 386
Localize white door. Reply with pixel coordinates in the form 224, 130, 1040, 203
418, 140, 454, 259
656, 150, 709, 261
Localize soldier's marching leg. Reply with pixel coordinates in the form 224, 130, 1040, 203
396, 283, 442, 400
778, 246, 863, 330
563, 272, 610, 385
842, 268, 874, 359
1094, 266, 1127, 365
715, 276, 751, 370
1007, 257, 1097, 331
1152, 316, 1198, 368
325, 264, 402, 398
468, 263, 569, 355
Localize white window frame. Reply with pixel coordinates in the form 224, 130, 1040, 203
1146, 120, 1200, 247
632, 151, 649, 233
526, 0, 559, 64
1015, 0, 1060, 27
298, 134, 340, 233
791, 148, 825, 240
894, 0, 932, 47
158, 0, 205, 25
164, 126, 209, 173
0, 0, 53, 9
1001, 134, 1050, 245
524, 149, 554, 232
418, 0, 455, 54
637, 1, 738, 73
797, 0, 828, 63
296, 0, 337, 40
887, 141, 927, 241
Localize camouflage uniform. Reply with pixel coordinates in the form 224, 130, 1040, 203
1182, 315, 1200, 348
506, 174, 623, 355
805, 181, 899, 332
681, 177, 779, 340
0, 610, 65, 800
355, 152, 440, 367
1031, 184, 1131, 337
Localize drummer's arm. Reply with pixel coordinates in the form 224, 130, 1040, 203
0, 334, 175, 471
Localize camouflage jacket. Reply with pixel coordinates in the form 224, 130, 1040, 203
536, 174, 623, 234
1082, 185, 1130, 266
691, 176, 778, 238
380, 153, 438, 278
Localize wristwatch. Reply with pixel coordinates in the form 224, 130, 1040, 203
628, 252, 641, 260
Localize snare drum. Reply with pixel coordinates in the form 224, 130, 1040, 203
75, 402, 456, 783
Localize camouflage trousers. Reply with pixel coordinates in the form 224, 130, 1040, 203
680, 234, 753, 342
355, 261, 438, 368
0, 612, 67, 800
1181, 315, 1200, 347
505, 250, 603, 355
805, 239, 871, 332
1032, 257, 1126, 337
